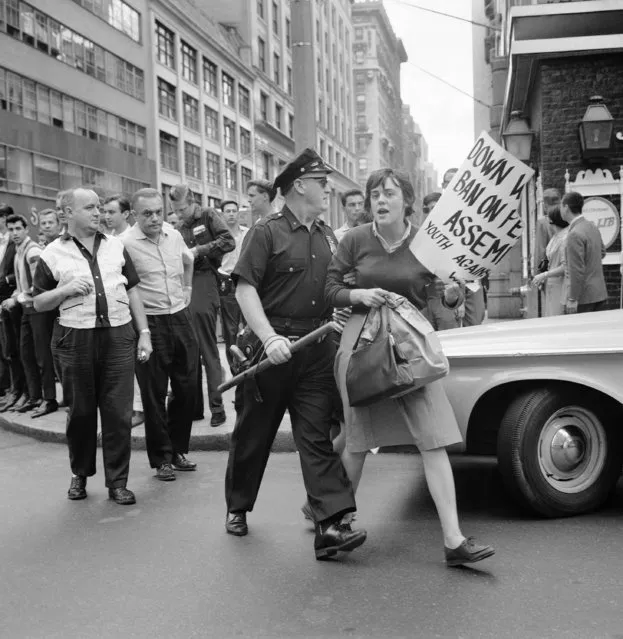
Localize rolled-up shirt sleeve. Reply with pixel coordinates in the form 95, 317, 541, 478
32, 257, 58, 295
231, 223, 271, 288
121, 249, 140, 290
325, 233, 356, 308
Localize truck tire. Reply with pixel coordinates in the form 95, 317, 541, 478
497, 387, 623, 517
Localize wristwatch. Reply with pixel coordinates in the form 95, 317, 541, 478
139, 328, 151, 335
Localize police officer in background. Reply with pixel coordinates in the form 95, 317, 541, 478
225, 149, 366, 560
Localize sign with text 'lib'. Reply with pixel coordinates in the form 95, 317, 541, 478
410, 131, 535, 282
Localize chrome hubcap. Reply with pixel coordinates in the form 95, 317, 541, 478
538, 406, 606, 493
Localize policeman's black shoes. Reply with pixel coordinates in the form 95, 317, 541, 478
108, 487, 136, 505
210, 411, 227, 428
444, 537, 495, 567
314, 521, 367, 560
68, 476, 87, 500
155, 463, 176, 481
226, 511, 248, 536
172, 454, 197, 471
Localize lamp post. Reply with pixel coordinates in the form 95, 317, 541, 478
578, 96, 614, 160
502, 111, 534, 163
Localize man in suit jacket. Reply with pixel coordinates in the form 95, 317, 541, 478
561, 191, 607, 314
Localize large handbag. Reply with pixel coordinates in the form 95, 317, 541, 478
345, 295, 449, 408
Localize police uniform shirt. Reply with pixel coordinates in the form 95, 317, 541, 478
232, 206, 336, 320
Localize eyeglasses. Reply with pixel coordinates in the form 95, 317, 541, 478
299, 177, 329, 188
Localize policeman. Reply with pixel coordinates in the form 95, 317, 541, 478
225, 149, 366, 560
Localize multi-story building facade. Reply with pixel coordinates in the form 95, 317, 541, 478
0, 0, 156, 218
205, 0, 295, 213
351, 0, 407, 185
212, 0, 358, 228
290, 0, 360, 227
149, 0, 256, 218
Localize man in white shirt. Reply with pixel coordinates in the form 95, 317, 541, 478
334, 190, 365, 242
218, 200, 249, 373
103, 195, 132, 239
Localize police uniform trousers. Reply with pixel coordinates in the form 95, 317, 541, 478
225, 335, 356, 522
135, 309, 198, 468
52, 322, 135, 488
189, 270, 224, 417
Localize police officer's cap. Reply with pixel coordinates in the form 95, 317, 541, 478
273, 148, 332, 194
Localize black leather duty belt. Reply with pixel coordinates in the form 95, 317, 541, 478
268, 316, 330, 339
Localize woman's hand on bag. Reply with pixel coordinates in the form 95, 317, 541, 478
351, 288, 389, 307
264, 335, 292, 365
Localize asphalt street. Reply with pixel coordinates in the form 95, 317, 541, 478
2, 429, 623, 639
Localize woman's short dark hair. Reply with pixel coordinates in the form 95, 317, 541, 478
548, 205, 568, 229
364, 168, 415, 218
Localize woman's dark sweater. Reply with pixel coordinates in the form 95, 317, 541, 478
325, 223, 435, 311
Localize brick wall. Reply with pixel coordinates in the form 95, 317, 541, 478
538, 53, 623, 309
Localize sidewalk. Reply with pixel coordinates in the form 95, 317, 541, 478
0, 314, 514, 450
0, 344, 297, 452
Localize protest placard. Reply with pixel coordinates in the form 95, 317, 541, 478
409, 131, 535, 282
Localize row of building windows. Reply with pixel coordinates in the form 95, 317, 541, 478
0, 144, 149, 200
70, 0, 140, 43
0, 0, 145, 100
257, 37, 293, 95
157, 79, 253, 152
0, 67, 146, 156
157, 76, 250, 125
317, 96, 351, 146
155, 21, 251, 116
318, 137, 353, 178
159, 131, 252, 191
258, 91, 294, 138
256, 0, 291, 47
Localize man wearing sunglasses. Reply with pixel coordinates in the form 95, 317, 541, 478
224, 148, 366, 560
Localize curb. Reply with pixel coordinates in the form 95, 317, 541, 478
0, 413, 298, 453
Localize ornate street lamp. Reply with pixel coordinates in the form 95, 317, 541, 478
502, 111, 534, 163
578, 96, 614, 159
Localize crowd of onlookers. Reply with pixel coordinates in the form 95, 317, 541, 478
0, 171, 485, 426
